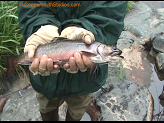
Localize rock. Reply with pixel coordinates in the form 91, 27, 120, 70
141, 1, 164, 9
127, 24, 143, 37
125, 2, 164, 39
156, 8, 164, 20
124, 2, 153, 38
153, 33, 164, 53
117, 38, 133, 51
159, 91, 164, 102
154, 108, 164, 121
1, 88, 41, 121
94, 63, 154, 121
120, 42, 152, 87
159, 86, 164, 101
155, 53, 164, 74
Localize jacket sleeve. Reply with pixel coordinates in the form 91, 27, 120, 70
18, 1, 61, 42
60, 1, 128, 45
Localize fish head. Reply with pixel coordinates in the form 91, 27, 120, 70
97, 44, 123, 62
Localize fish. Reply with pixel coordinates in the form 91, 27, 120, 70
5, 37, 123, 78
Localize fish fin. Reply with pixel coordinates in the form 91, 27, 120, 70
53, 60, 62, 63
53, 60, 63, 66
51, 37, 71, 42
19, 61, 32, 65
5, 56, 18, 78
81, 51, 97, 57
90, 63, 98, 76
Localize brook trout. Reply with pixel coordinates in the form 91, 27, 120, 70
5, 37, 123, 77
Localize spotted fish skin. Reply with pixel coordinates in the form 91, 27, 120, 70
6, 37, 123, 77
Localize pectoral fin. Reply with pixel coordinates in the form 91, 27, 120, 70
90, 63, 98, 76
81, 51, 97, 58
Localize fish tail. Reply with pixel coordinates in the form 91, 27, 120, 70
5, 56, 18, 78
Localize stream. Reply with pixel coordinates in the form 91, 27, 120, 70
146, 50, 164, 120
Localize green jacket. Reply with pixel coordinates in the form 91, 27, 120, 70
18, 1, 127, 100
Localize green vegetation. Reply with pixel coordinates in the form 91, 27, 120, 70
117, 65, 125, 79
127, 1, 139, 11
0, 1, 24, 92
0, 1, 137, 93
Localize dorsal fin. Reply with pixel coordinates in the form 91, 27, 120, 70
51, 37, 72, 42
51, 37, 83, 42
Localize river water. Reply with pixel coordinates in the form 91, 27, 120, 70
146, 49, 164, 120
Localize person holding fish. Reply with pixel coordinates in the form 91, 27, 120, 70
17, 1, 128, 121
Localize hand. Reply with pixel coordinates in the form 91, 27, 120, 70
29, 55, 60, 76
24, 25, 60, 76
60, 26, 95, 73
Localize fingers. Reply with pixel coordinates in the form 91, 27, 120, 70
74, 52, 87, 72
63, 63, 69, 70
29, 55, 60, 76
29, 53, 92, 75
47, 58, 54, 72
67, 57, 79, 73
29, 58, 40, 75
39, 55, 48, 75
63, 52, 93, 73
63, 57, 79, 74
82, 55, 93, 68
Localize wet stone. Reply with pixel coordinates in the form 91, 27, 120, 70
117, 38, 133, 52
127, 24, 143, 37
100, 96, 107, 103
156, 8, 164, 20
155, 53, 164, 74
153, 33, 164, 53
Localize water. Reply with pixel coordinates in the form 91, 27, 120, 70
148, 63, 164, 115
80, 112, 91, 121
146, 49, 164, 120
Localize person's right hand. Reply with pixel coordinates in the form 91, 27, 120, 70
59, 26, 95, 73
24, 25, 60, 76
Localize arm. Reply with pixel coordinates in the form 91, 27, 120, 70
18, 1, 61, 75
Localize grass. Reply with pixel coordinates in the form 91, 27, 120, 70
126, 1, 139, 11
0, 1, 138, 93
0, 1, 24, 93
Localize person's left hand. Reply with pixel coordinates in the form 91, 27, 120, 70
60, 26, 95, 73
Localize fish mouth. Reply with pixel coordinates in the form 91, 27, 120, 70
111, 49, 123, 58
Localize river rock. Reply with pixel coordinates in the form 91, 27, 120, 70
153, 33, 164, 53
155, 53, 164, 74
0, 87, 70, 121
93, 63, 153, 121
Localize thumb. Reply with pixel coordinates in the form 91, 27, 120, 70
84, 35, 92, 44
28, 49, 35, 59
